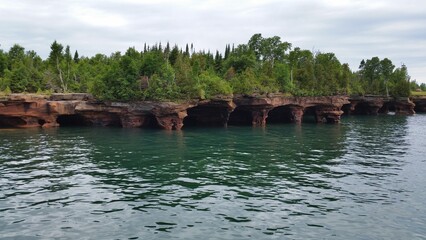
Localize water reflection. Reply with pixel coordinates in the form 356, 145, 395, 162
0, 115, 424, 240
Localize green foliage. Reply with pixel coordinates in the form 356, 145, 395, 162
412, 91, 426, 96
4, 62, 31, 92
4, 86, 12, 95
223, 45, 256, 73
388, 65, 411, 97
230, 68, 255, 95
358, 57, 411, 97
0, 50, 8, 77
0, 34, 414, 100
273, 62, 292, 92
8, 44, 25, 68
195, 71, 232, 99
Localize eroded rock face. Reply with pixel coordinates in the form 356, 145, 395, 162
348, 96, 415, 115
392, 98, 416, 115
314, 105, 344, 123
412, 97, 426, 113
232, 95, 350, 125
349, 96, 385, 115
0, 94, 79, 128
184, 99, 236, 127
0, 93, 417, 130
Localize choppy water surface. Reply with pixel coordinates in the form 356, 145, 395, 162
1, 115, 426, 239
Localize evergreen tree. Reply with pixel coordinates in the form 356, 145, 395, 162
73, 50, 79, 63
169, 45, 180, 66
47, 40, 67, 92
184, 44, 189, 57
0, 34, 412, 99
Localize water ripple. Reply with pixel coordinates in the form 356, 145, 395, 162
1, 116, 426, 239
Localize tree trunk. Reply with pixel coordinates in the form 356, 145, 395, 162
56, 57, 66, 92
385, 78, 389, 97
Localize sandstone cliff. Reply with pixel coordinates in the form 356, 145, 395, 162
0, 94, 419, 129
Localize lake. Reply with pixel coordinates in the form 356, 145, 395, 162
1, 115, 425, 239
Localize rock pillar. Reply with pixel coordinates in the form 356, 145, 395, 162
251, 108, 271, 127
288, 106, 304, 123
155, 111, 187, 130
120, 114, 144, 128
315, 106, 344, 123
394, 98, 415, 115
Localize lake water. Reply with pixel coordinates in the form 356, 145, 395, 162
1, 115, 426, 239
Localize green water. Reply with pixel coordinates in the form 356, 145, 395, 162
1, 115, 426, 239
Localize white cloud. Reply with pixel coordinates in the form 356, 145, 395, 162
70, 7, 128, 28
0, 0, 425, 82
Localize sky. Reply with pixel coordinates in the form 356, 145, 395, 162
1, 0, 425, 83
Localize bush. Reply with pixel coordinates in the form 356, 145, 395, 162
196, 71, 232, 99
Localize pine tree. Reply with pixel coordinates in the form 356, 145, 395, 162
73, 50, 79, 63
48, 40, 66, 92
184, 44, 190, 56
224, 44, 230, 59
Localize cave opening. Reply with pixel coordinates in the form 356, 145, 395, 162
183, 106, 230, 128
93, 113, 123, 127
353, 102, 377, 115
0, 116, 27, 128
266, 106, 294, 124
342, 104, 352, 115
303, 106, 317, 123
228, 107, 252, 126
379, 102, 396, 114
57, 114, 89, 127
141, 114, 161, 129
38, 119, 46, 127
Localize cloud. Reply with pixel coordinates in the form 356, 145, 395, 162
70, 7, 128, 28
0, 0, 425, 82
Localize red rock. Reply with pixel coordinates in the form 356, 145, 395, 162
0, 93, 417, 130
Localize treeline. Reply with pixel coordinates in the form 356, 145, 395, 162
0, 34, 414, 100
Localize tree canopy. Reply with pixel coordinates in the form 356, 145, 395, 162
0, 34, 413, 100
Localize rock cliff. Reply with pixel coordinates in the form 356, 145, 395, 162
345, 96, 415, 115
0, 94, 419, 130
412, 96, 426, 113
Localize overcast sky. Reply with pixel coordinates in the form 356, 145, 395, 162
1, 0, 425, 83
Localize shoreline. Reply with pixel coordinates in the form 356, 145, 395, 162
0, 93, 422, 130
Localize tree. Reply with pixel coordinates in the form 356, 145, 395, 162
184, 44, 189, 57
213, 50, 223, 73
4, 62, 31, 92
8, 44, 25, 67
223, 44, 256, 73
0, 49, 7, 78
340, 63, 353, 95
287, 47, 301, 85
273, 62, 292, 92
168, 45, 179, 66
48, 40, 67, 92
64, 45, 74, 89
141, 49, 164, 77
261, 36, 291, 67
360, 57, 382, 94
314, 52, 342, 95
73, 50, 79, 63
389, 64, 411, 97
380, 58, 395, 97
224, 44, 231, 59
194, 71, 232, 99
0, 35, 414, 99
248, 33, 263, 61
